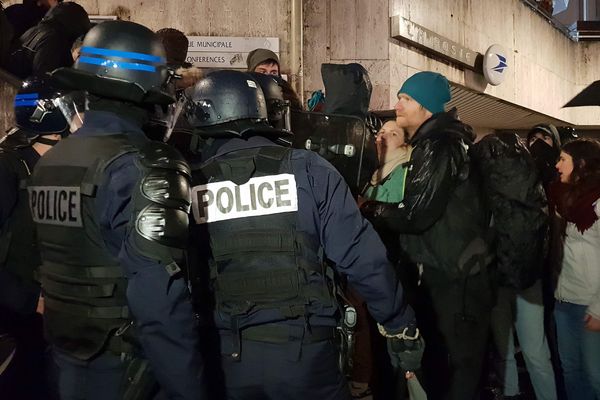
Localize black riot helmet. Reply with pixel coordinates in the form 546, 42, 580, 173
247, 72, 291, 131
51, 21, 174, 105
184, 70, 287, 138
13, 77, 70, 140
557, 126, 579, 145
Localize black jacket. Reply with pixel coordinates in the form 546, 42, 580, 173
8, 2, 89, 79
473, 133, 548, 290
362, 110, 493, 278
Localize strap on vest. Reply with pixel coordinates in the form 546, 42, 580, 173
45, 297, 129, 319
210, 231, 296, 260
42, 279, 116, 298
41, 262, 123, 279
255, 146, 289, 173
241, 323, 335, 344
201, 145, 290, 183
79, 159, 103, 197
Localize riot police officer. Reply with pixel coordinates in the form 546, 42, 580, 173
0, 77, 73, 399
28, 21, 205, 400
247, 72, 291, 132
184, 70, 421, 400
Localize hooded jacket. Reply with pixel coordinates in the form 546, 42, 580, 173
8, 2, 90, 79
362, 110, 493, 277
473, 133, 548, 290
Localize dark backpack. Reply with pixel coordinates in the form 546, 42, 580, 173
473, 132, 549, 290
321, 63, 372, 118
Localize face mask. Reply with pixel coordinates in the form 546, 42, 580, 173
529, 139, 557, 165
529, 139, 559, 184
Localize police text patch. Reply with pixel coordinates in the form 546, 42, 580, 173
28, 186, 83, 227
192, 173, 298, 224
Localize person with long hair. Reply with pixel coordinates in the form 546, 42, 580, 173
551, 138, 600, 400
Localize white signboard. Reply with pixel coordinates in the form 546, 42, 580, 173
186, 36, 280, 69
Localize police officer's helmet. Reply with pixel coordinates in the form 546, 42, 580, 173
13, 78, 69, 140
247, 72, 290, 129
184, 70, 286, 138
51, 21, 173, 105
557, 126, 579, 145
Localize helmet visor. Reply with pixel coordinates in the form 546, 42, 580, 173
53, 91, 88, 134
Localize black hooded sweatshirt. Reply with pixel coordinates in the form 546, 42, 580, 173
8, 2, 90, 79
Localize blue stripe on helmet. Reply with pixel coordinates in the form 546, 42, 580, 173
14, 100, 39, 107
78, 56, 157, 72
81, 46, 164, 63
15, 93, 39, 100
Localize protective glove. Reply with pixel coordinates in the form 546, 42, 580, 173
360, 201, 395, 229
365, 112, 382, 136
379, 324, 425, 372
387, 334, 425, 372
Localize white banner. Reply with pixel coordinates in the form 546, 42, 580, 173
185, 36, 279, 69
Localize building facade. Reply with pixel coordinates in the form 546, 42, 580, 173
1, 0, 599, 134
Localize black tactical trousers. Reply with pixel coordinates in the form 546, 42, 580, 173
414, 266, 494, 400
218, 332, 351, 400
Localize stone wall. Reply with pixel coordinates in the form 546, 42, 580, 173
2, 0, 600, 132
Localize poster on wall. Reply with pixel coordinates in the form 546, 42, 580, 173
185, 36, 279, 69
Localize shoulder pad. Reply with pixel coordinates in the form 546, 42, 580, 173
138, 141, 191, 178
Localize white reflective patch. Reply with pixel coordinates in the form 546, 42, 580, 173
28, 186, 83, 227
191, 173, 298, 224
247, 80, 257, 88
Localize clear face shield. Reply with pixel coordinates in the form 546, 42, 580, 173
163, 95, 187, 142
53, 91, 88, 134
144, 95, 188, 142
268, 99, 292, 132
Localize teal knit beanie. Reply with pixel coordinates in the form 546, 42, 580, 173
397, 71, 451, 114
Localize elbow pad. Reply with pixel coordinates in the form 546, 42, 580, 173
132, 142, 192, 266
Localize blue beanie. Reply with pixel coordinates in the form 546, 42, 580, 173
397, 71, 451, 114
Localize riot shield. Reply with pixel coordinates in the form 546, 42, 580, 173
291, 110, 377, 195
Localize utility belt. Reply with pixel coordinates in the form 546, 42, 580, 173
223, 320, 336, 362
44, 296, 137, 357
241, 323, 335, 344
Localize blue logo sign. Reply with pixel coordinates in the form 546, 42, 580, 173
492, 55, 507, 73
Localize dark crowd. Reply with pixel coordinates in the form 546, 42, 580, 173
0, 2, 599, 400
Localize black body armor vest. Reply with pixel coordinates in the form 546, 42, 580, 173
30, 133, 193, 360
190, 146, 334, 327
29, 134, 137, 360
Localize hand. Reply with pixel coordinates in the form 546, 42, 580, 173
387, 335, 425, 372
360, 200, 383, 216
584, 314, 600, 331
36, 295, 44, 314
357, 195, 367, 208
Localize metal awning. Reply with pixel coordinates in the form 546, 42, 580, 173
446, 84, 571, 130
